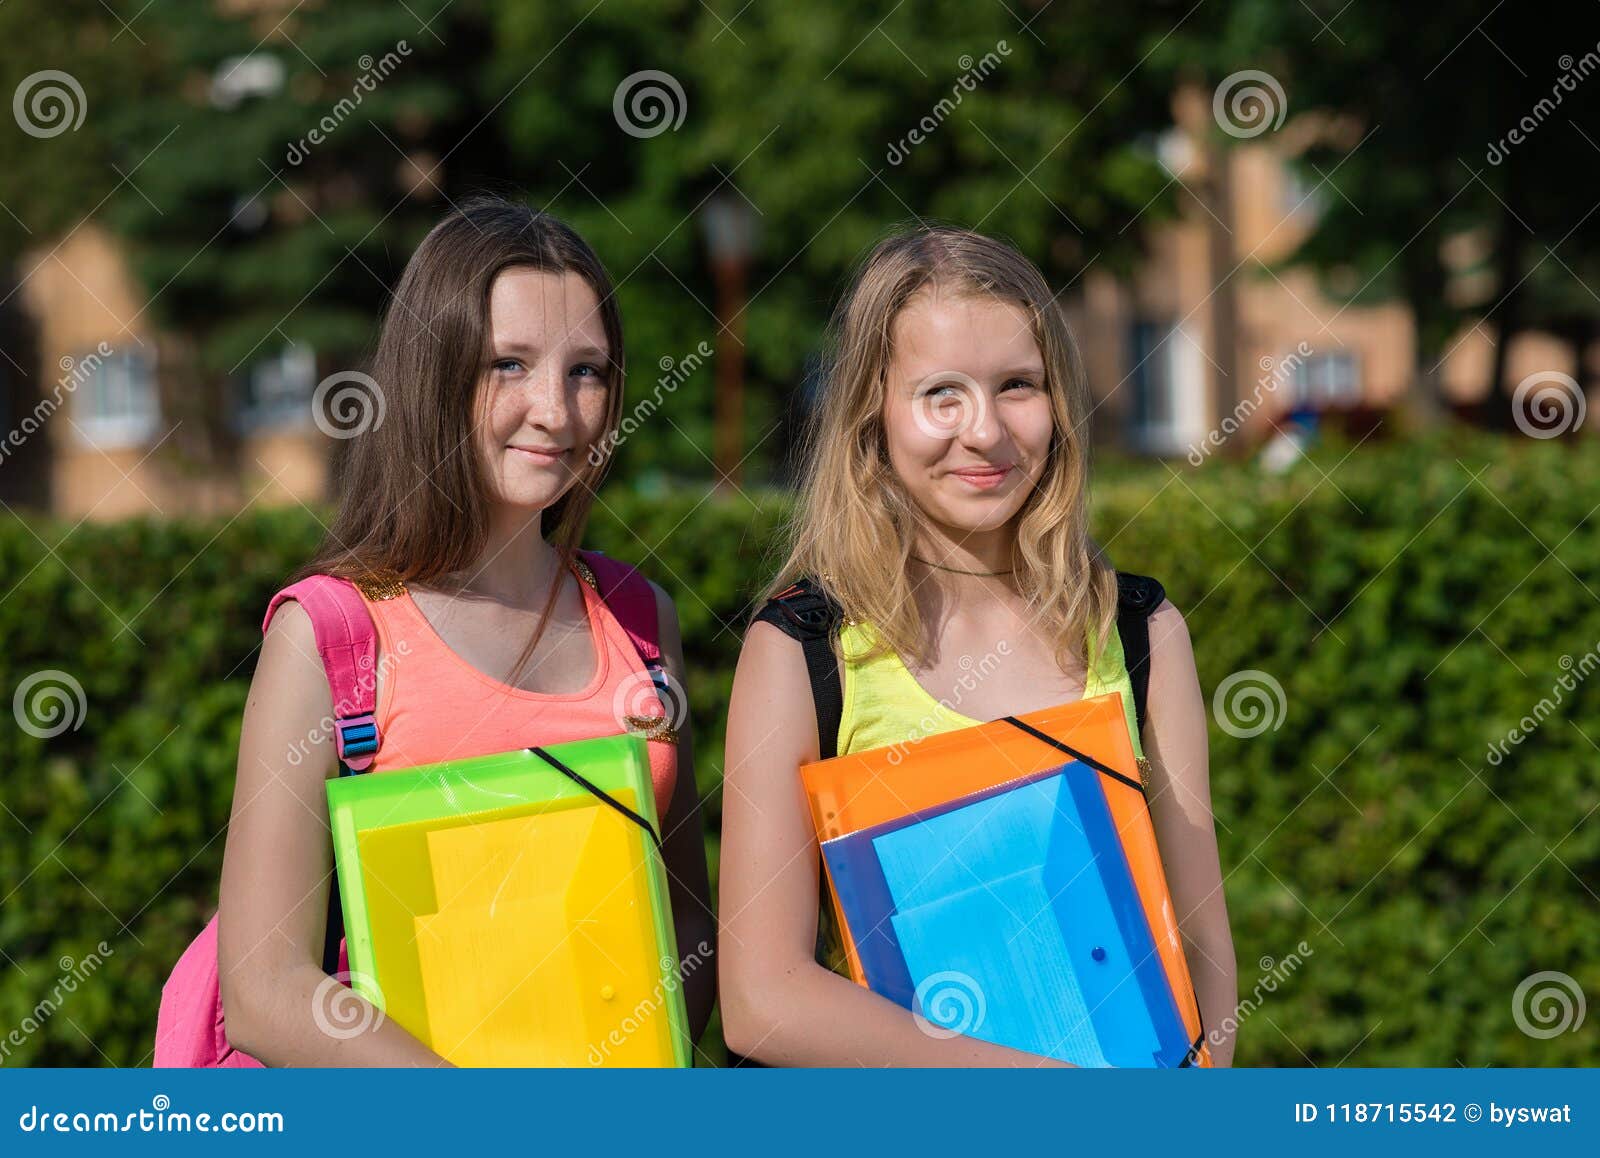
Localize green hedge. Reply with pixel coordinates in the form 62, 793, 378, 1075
2, 432, 1596, 1066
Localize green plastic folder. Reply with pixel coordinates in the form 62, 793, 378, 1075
325, 733, 689, 1067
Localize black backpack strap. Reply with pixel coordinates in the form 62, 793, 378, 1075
752, 577, 845, 760
1114, 571, 1166, 740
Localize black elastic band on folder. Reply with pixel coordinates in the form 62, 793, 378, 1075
527, 746, 663, 851
998, 716, 1146, 796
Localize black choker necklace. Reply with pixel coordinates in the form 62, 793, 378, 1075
909, 555, 1015, 577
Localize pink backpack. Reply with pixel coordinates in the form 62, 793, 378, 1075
152, 551, 664, 1067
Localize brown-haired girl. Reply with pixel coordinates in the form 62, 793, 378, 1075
217, 195, 714, 1065
719, 226, 1236, 1066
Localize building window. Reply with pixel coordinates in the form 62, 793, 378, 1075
1289, 349, 1361, 408
1127, 319, 1207, 455
74, 348, 160, 447
234, 343, 317, 432
1280, 162, 1328, 220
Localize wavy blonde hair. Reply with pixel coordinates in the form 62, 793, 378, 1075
763, 225, 1118, 674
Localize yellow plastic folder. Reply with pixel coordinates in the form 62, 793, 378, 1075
325, 734, 689, 1067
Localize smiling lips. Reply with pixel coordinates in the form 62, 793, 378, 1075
508, 445, 568, 464
949, 464, 1012, 490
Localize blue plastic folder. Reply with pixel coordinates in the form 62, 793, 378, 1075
819, 760, 1193, 1067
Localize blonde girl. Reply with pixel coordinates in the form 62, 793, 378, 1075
718, 226, 1235, 1067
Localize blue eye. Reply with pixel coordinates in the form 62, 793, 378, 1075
1002, 377, 1039, 392
572, 363, 607, 381
492, 358, 523, 374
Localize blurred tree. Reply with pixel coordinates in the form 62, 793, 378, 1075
102, 0, 495, 468
1193, 1, 1600, 427
0, 0, 146, 255
100, 0, 1198, 486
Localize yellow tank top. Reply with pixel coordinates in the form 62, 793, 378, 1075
834, 617, 1145, 760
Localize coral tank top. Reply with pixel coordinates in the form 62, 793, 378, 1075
351, 562, 678, 819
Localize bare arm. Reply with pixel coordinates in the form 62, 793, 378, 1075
648, 581, 717, 1046
718, 621, 1069, 1067
1144, 599, 1238, 1067
217, 601, 448, 1067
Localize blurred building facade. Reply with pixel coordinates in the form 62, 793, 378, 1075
0, 84, 1583, 520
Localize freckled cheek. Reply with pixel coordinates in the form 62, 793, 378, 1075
575, 388, 612, 449
1012, 403, 1055, 475
882, 401, 949, 470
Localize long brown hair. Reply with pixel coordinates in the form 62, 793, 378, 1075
299, 194, 626, 676
764, 224, 1118, 674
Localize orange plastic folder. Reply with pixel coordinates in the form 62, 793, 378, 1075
800, 692, 1211, 1067
326, 735, 689, 1067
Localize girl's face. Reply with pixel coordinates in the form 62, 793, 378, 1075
475, 267, 613, 513
880, 289, 1054, 535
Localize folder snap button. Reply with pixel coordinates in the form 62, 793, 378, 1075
601, 984, 616, 1001
1091, 946, 1106, 962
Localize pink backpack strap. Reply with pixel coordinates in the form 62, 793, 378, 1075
262, 575, 381, 772
577, 549, 662, 665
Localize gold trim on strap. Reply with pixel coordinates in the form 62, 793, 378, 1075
351, 569, 406, 601
624, 714, 679, 745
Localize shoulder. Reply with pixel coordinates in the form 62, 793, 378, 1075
1145, 597, 1197, 692
250, 593, 334, 723
260, 595, 320, 667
